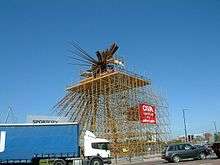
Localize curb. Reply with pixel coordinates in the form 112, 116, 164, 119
111, 155, 162, 165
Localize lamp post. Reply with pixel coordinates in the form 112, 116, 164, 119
214, 121, 217, 134
182, 109, 188, 142
213, 121, 218, 142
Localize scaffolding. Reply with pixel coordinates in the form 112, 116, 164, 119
54, 43, 170, 158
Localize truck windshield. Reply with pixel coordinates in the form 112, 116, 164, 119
92, 142, 110, 150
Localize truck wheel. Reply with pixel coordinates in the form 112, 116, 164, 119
32, 158, 40, 165
54, 159, 66, 165
90, 158, 103, 165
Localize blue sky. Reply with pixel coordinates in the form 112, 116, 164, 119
0, 0, 220, 137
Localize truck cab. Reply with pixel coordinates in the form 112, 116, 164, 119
84, 131, 111, 164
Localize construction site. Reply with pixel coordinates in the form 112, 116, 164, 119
54, 42, 170, 159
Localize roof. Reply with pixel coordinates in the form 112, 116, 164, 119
66, 71, 150, 94
0, 122, 78, 127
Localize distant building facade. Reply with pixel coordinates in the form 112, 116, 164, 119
204, 133, 213, 142
174, 132, 214, 144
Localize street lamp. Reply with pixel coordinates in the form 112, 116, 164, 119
214, 121, 217, 134
182, 108, 189, 142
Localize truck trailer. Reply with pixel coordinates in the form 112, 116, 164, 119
0, 123, 111, 165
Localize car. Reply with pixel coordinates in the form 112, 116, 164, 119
161, 143, 210, 163
194, 144, 213, 155
212, 142, 220, 158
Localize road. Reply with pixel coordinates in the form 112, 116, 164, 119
121, 158, 220, 165
135, 159, 220, 165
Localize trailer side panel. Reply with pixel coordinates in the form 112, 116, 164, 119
0, 123, 80, 161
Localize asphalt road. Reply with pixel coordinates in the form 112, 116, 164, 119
121, 157, 220, 165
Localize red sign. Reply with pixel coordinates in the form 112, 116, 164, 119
139, 103, 156, 124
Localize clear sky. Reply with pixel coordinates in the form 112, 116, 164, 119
0, 0, 220, 138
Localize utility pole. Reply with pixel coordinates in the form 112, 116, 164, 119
213, 121, 218, 142
214, 121, 217, 134
182, 109, 188, 142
